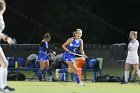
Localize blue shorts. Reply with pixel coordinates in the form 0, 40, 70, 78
38, 52, 49, 62
64, 52, 75, 62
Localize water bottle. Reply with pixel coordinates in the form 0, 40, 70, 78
15, 61, 18, 68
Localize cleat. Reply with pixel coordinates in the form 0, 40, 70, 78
1, 86, 15, 92
121, 81, 128, 84
78, 82, 85, 86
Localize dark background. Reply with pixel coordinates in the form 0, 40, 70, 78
3, 0, 140, 44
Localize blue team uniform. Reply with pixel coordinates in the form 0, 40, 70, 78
38, 40, 49, 62
37, 40, 54, 81
64, 37, 82, 62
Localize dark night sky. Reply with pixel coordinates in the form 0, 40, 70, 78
2, 0, 140, 44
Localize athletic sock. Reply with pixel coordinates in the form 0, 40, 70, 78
37, 69, 43, 80
0, 67, 7, 89
43, 70, 46, 80
124, 71, 129, 82
74, 73, 80, 84
47, 68, 52, 76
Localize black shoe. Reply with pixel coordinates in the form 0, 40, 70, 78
1, 86, 15, 92
121, 81, 128, 84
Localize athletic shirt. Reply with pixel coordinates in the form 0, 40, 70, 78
39, 40, 48, 54
127, 39, 139, 59
0, 15, 5, 33
66, 37, 82, 53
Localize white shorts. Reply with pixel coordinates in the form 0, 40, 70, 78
126, 58, 139, 64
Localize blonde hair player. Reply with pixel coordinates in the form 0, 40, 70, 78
0, 0, 15, 92
56, 28, 88, 86
121, 31, 140, 84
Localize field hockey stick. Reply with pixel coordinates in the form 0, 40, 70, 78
55, 46, 88, 58
72, 53, 83, 57
12, 38, 17, 44
72, 52, 88, 58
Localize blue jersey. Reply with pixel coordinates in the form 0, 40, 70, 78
38, 40, 49, 62
64, 37, 82, 62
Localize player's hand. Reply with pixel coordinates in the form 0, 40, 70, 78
67, 51, 72, 54
7, 37, 16, 44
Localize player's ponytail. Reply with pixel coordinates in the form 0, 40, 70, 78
73, 31, 76, 36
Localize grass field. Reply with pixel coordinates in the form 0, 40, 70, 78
6, 81, 140, 93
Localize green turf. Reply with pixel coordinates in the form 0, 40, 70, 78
7, 66, 139, 93
7, 81, 140, 93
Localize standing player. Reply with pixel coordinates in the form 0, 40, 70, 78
56, 28, 87, 86
0, 0, 15, 92
122, 31, 140, 84
37, 33, 55, 81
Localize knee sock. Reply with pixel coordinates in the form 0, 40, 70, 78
47, 68, 52, 76
0, 67, 7, 89
43, 70, 46, 80
124, 71, 129, 82
74, 73, 80, 84
60, 73, 65, 81
37, 69, 43, 79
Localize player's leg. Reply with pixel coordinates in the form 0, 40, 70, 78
122, 63, 131, 83
37, 61, 45, 81
67, 62, 85, 86
45, 61, 54, 81
132, 64, 140, 78
0, 47, 15, 91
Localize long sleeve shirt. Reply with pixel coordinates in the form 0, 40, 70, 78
127, 39, 139, 59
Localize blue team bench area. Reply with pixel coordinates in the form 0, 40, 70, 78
7, 56, 103, 82
7, 56, 40, 81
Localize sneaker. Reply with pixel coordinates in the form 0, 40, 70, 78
78, 82, 85, 86
55, 69, 61, 78
1, 86, 15, 92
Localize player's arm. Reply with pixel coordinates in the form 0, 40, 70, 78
62, 38, 73, 54
128, 41, 139, 51
40, 41, 55, 54
80, 40, 88, 58
0, 33, 15, 44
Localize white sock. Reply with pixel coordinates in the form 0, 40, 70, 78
0, 67, 7, 89
124, 71, 129, 82
136, 69, 140, 78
